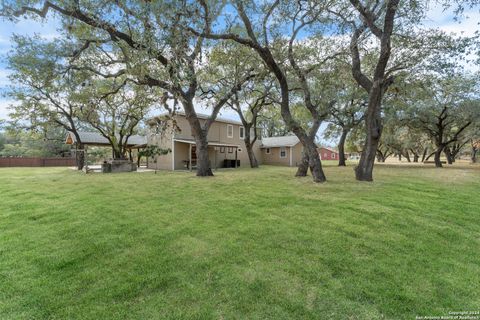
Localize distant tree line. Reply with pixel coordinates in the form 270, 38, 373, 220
0, 124, 70, 157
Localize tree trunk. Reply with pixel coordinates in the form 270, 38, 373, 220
304, 138, 326, 182
245, 140, 259, 168
404, 151, 411, 163
338, 129, 349, 166
182, 100, 214, 177
76, 143, 85, 170
253, 42, 326, 182
351, 0, 399, 181
376, 153, 386, 163
355, 86, 383, 181
195, 135, 213, 176
113, 148, 125, 160
421, 148, 429, 162
444, 147, 453, 165
137, 154, 142, 167
243, 127, 258, 168
434, 147, 444, 168
471, 147, 477, 163
413, 154, 419, 163
296, 152, 309, 176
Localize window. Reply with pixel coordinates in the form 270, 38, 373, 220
227, 124, 233, 138
280, 147, 287, 158
266, 148, 271, 154
239, 126, 245, 139
220, 147, 225, 153
228, 147, 234, 153
332, 153, 336, 159
238, 148, 242, 152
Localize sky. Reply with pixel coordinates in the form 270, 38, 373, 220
0, 4, 478, 142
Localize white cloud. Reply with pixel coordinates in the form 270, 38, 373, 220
436, 18, 480, 37
424, 5, 480, 36
424, 3, 453, 24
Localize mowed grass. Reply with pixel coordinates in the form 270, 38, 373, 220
0, 164, 479, 320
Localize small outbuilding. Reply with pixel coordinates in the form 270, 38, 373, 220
318, 147, 339, 161
260, 136, 303, 167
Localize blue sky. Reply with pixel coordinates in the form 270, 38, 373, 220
0, 5, 478, 129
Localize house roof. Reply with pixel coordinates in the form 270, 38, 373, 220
65, 131, 147, 147
261, 135, 300, 148
318, 147, 338, 153
148, 111, 243, 126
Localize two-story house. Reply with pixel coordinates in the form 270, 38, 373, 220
146, 112, 264, 170
146, 112, 328, 170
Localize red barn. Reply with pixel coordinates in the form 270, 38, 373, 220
318, 147, 338, 161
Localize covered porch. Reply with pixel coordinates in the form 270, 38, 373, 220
65, 131, 147, 172
173, 139, 240, 171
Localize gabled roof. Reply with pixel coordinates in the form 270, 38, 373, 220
261, 135, 300, 148
66, 131, 147, 146
318, 147, 338, 153
148, 111, 243, 126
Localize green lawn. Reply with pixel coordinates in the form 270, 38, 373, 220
0, 164, 479, 319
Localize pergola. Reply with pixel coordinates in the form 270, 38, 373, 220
65, 131, 147, 171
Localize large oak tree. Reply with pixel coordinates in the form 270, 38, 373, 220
4, 0, 255, 176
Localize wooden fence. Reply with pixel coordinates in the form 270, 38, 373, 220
0, 157, 77, 167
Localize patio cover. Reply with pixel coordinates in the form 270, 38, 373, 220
66, 131, 147, 148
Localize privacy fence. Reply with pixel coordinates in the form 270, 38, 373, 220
0, 157, 76, 167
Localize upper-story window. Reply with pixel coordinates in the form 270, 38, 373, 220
239, 126, 245, 139
227, 124, 233, 138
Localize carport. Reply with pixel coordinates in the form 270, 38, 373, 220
65, 131, 147, 172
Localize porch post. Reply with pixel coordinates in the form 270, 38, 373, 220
171, 137, 175, 171
189, 143, 192, 172
235, 148, 238, 168
290, 146, 293, 167
85, 145, 88, 174
214, 147, 217, 170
